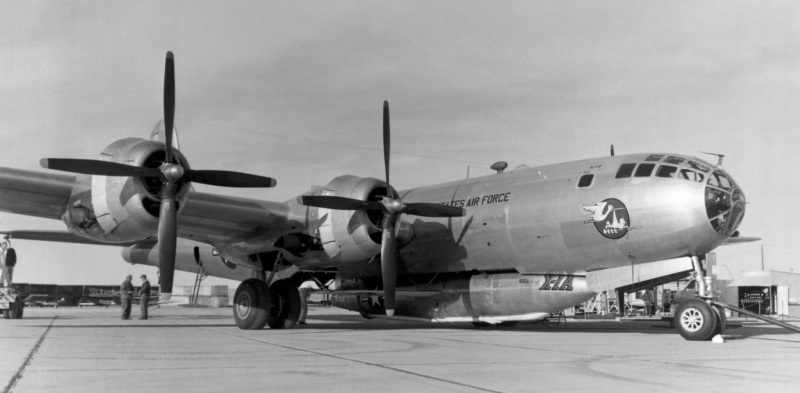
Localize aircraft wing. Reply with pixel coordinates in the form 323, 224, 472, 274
1, 166, 292, 250
1, 230, 142, 246
0, 167, 74, 220
176, 191, 290, 246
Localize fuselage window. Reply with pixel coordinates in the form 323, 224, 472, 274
578, 174, 594, 188
679, 169, 704, 182
656, 165, 678, 178
634, 163, 655, 177
615, 163, 636, 179
664, 156, 685, 165
645, 154, 664, 162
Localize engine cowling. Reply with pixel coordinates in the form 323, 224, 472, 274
304, 175, 414, 265
61, 138, 191, 243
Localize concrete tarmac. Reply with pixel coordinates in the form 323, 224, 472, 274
1, 306, 799, 393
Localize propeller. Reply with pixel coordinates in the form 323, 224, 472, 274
297, 101, 465, 316
40, 52, 278, 301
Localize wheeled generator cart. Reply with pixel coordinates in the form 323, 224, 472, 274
1, 287, 24, 319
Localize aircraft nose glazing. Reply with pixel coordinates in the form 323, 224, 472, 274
704, 170, 745, 237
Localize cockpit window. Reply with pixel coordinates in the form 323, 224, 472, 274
644, 154, 664, 162
634, 163, 655, 177
705, 170, 745, 236
656, 165, 678, 178
708, 171, 733, 190
615, 163, 636, 179
679, 169, 704, 182
687, 160, 711, 172
664, 156, 685, 165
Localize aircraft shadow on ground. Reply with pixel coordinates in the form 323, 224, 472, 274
31, 323, 235, 329
20, 313, 798, 338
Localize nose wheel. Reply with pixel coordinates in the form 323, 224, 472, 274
673, 255, 725, 341
674, 299, 719, 341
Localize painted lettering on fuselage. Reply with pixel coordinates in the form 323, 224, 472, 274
537, 275, 574, 291
440, 192, 511, 209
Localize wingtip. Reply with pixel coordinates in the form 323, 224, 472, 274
384, 100, 388, 107
166, 51, 174, 59
160, 293, 172, 302
39, 158, 49, 168
386, 309, 395, 317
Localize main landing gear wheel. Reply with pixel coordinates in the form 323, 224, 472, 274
674, 299, 718, 341
267, 280, 302, 329
3, 299, 23, 320
233, 279, 270, 330
712, 304, 727, 336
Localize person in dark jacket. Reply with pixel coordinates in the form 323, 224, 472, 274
120, 275, 133, 320
139, 275, 151, 320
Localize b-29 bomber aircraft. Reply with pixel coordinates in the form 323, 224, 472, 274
0, 53, 751, 340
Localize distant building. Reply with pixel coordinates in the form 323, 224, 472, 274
714, 270, 800, 317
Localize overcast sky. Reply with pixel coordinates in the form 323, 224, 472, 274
1, 0, 799, 287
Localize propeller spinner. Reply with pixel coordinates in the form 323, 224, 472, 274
40, 52, 277, 301
297, 101, 465, 316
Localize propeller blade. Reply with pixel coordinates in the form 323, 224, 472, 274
297, 195, 385, 211
157, 182, 178, 301
380, 215, 397, 316
187, 170, 277, 188
40, 158, 161, 177
404, 203, 466, 218
164, 51, 176, 163
383, 101, 391, 191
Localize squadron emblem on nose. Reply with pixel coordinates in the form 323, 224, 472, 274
582, 198, 630, 239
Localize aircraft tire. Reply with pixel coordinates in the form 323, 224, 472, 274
712, 304, 727, 336
674, 299, 718, 341
14, 301, 23, 319
267, 280, 302, 329
233, 279, 269, 330
359, 311, 374, 320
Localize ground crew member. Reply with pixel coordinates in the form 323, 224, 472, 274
642, 290, 653, 316
139, 274, 151, 320
0, 242, 9, 287
120, 274, 133, 320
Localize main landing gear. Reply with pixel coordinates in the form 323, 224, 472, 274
232, 255, 302, 330
672, 255, 725, 341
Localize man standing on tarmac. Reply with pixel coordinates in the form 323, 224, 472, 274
120, 274, 134, 320
0, 242, 9, 287
139, 275, 151, 320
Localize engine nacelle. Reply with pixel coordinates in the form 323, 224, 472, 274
62, 138, 191, 243
305, 175, 414, 265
